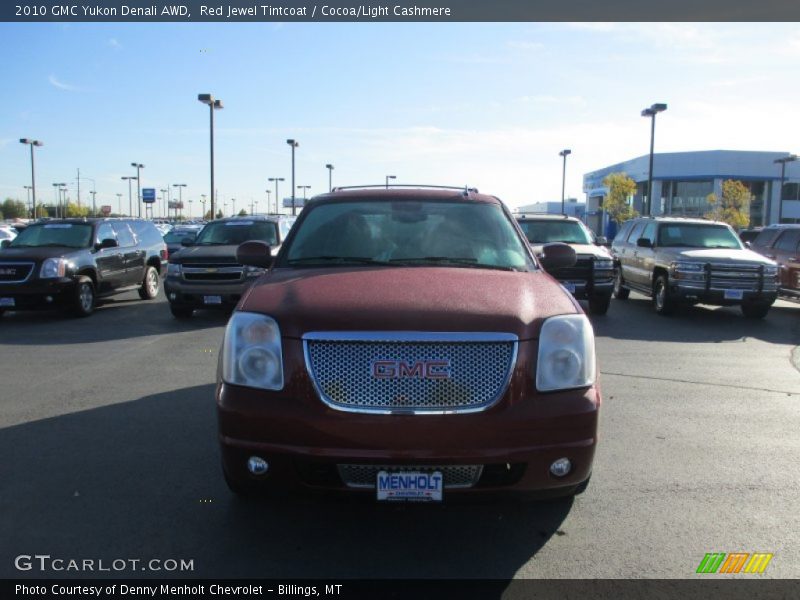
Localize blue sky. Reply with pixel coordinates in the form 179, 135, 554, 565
2, 22, 799, 216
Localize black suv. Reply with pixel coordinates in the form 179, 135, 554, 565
164, 215, 294, 318
611, 217, 778, 318
515, 214, 614, 315
0, 218, 166, 317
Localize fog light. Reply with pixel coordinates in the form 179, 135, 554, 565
247, 456, 269, 476
169, 293, 177, 301
550, 458, 572, 477
45, 296, 53, 303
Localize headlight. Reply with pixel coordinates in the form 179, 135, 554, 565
167, 262, 182, 276
536, 314, 596, 392
670, 261, 706, 282
763, 265, 779, 277
39, 258, 67, 278
222, 312, 284, 391
244, 265, 266, 278
593, 259, 613, 270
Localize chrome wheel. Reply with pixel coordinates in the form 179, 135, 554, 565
79, 283, 94, 312
146, 269, 159, 296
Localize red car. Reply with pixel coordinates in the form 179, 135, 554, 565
750, 224, 800, 300
216, 187, 600, 502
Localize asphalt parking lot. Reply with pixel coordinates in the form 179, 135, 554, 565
1, 290, 799, 579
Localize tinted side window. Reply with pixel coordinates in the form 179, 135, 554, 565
112, 222, 136, 247
96, 223, 116, 244
774, 230, 800, 252
614, 221, 633, 244
753, 228, 781, 248
626, 222, 646, 243
129, 221, 161, 245
642, 222, 657, 244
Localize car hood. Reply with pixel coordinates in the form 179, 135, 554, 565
0, 246, 85, 261
240, 266, 579, 340
176, 244, 280, 264
659, 247, 777, 265
530, 242, 611, 259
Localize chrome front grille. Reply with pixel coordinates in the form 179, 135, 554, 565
708, 263, 771, 291
0, 262, 34, 283
182, 264, 243, 282
338, 464, 483, 489
550, 257, 593, 281
303, 332, 517, 414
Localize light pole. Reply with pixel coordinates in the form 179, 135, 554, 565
188, 199, 193, 219
286, 139, 299, 215
385, 175, 396, 189
265, 190, 272, 214
20, 139, 43, 218
23, 185, 32, 218
641, 103, 667, 217
774, 154, 798, 224
268, 177, 284, 214
198, 93, 223, 219
200, 194, 207, 220
231, 198, 236, 216
116, 193, 123, 215
89, 190, 97, 216
131, 163, 144, 218
326, 163, 334, 192
173, 183, 186, 221
122, 176, 136, 216
559, 149, 572, 215
160, 188, 169, 219
298, 185, 310, 206
52, 183, 61, 218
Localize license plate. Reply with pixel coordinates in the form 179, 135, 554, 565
376, 471, 443, 502
203, 295, 222, 305
0, 297, 14, 307
724, 289, 744, 300
562, 282, 576, 293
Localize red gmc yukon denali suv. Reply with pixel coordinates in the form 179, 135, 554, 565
216, 186, 600, 502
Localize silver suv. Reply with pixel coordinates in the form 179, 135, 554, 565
611, 217, 778, 318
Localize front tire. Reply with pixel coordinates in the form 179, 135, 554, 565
588, 293, 611, 315
741, 302, 771, 319
71, 276, 96, 317
653, 275, 675, 316
613, 269, 630, 300
138, 266, 159, 300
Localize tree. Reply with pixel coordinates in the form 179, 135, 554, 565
216, 209, 224, 219
204, 210, 213, 220
1, 198, 29, 219
601, 172, 638, 224
705, 179, 751, 229
63, 202, 91, 218
238, 208, 248, 216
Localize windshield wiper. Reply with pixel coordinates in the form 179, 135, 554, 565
287, 255, 392, 265
195, 242, 231, 246
389, 256, 518, 271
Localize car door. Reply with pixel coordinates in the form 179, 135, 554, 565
634, 222, 657, 288
111, 222, 141, 286
620, 221, 646, 288
771, 229, 800, 292
93, 222, 125, 292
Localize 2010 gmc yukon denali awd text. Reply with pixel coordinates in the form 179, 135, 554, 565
216, 187, 600, 502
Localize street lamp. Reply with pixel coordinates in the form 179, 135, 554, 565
326, 163, 334, 192
52, 183, 67, 218
265, 190, 272, 214
173, 183, 187, 221
268, 177, 284, 214
89, 190, 97, 216
641, 103, 667, 216
131, 163, 144, 218
20, 138, 43, 218
774, 154, 798, 224
116, 193, 123, 215
559, 149, 572, 215
198, 93, 223, 219
121, 176, 137, 216
200, 194, 207, 219
385, 175, 396, 189
298, 185, 311, 207
287, 139, 299, 216
23, 186, 32, 218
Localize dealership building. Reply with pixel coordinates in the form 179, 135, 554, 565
582, 150, 798, 235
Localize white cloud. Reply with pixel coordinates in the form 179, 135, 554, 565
48, 75, 83, 92
108, 38, 122, 49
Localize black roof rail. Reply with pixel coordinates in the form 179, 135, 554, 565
331, 184, 479, 194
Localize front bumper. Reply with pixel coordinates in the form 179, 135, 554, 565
164, 275, 255, 309
0, 278, 76, 310
217, 339, 600, 498
558, 278, 613, 300
670, 283, 777, 306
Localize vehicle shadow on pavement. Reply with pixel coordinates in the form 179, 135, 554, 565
0, 296, 229, 345
1, 384, 571, 583
591, 295, 800, 345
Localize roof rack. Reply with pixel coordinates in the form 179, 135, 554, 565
515, 212, 573, 218
331, 184, 479, 194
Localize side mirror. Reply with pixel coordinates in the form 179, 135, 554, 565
96, 238, 118, 250
744, 240, 752, 249
0, 240, 10, 249
236, 240, 273, 269
636, 237, 653, 248
180, 238, 195, 247
539, 242, 577, 271
595, 236, 608, 246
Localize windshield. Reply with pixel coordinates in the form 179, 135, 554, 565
282, 200, 532, 271
9, 223, 93, 249
193, 220, 278, 246
657, 224, 743, 249
517, 219, 593, 244
164, 230, 198, 243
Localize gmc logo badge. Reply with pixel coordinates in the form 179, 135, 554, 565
0, 269, 16, 275
371, 359, 451, 380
